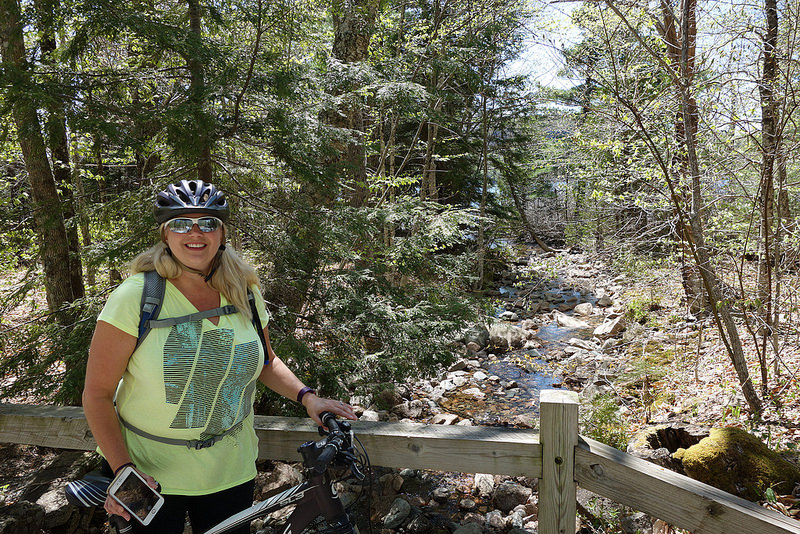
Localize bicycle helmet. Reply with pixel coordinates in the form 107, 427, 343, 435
154, 180, 230, 223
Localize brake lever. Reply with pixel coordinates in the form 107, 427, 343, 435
339, 450, 366, 480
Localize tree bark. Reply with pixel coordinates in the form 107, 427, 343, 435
0, 0, 76, 316
755, 0, 779, 394
187, 0, 213, 182
670, 0, 762, 415
331, 0, 379, 207
35, 0, 85, 301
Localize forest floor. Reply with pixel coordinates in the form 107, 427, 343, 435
2, 249, 800, 530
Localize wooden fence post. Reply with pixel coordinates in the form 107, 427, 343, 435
539, 389, 579, 534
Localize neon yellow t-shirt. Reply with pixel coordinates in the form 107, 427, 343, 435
97, 272, 269, 495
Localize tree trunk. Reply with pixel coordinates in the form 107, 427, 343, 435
0, 0, 75, 316
331, 0, 379, 207
755, 0, 779, 394
36, 0, 85, 301
187, 0, 213, 181
657, 0, 762, 415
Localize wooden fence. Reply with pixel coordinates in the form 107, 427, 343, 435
1, 390, 799, 534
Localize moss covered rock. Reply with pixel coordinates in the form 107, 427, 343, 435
678, 427, 800, 501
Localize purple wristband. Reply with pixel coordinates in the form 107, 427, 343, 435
297, 386, 317, 403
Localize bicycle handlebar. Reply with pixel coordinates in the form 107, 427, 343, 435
299, 411, 364, 479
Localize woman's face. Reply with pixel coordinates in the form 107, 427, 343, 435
163, 212, 224, 274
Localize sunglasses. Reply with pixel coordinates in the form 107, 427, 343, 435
165, 217, 223, 233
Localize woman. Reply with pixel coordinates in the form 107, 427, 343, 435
83, 180, 356, 533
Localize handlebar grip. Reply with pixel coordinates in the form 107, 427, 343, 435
320, 411, 340, 433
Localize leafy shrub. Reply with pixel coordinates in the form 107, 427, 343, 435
580, 393, 628, 450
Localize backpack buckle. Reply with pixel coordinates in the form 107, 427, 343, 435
188, 437, 217, 450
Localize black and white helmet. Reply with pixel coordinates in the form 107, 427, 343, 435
154, 180, 230, 223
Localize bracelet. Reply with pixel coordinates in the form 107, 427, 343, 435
297, 386, 317, 403
114, 462, 136, 476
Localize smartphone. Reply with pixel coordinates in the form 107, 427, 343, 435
107, 465, 164, 525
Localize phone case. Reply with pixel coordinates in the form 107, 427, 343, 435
107, 465, 164, 525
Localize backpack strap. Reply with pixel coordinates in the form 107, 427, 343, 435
119, 415, 245, 449
248, 289, 270, 364
137, 270, 166, 348
136, 271, 269, 363
147, 305, 239, 328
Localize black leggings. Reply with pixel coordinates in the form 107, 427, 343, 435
128, 478, 255, 534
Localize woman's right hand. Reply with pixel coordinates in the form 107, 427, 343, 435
105, 467, 159, 521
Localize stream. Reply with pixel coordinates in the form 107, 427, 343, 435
439, 276, 605, 426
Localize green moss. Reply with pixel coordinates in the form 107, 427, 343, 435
680, 427, 800, 501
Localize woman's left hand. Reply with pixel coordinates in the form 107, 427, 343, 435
302, 394, 357, 426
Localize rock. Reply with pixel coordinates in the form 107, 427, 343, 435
487, 323, 527, 351
485, 510, 506, 530
449, 360, 468, 372
498, 311, 519, 322
255, 462, 303, 499
574, 302, 593, 316
676, 427, 800, 500
463, 326, 491, 352
377, 388, 405, 409
552, 311, 590, 329
383, 498, 412, 529
567, 337, 597, 351
35, 487, 75, 529
406, 513, 434, 534
431, 413, 460, 425
379, 473, 405, 495
453, 521, 485, 534
360, 410, 381, 421
459, 498, 477, 511
0, 501, 45, 534
596, 290, 614, 307
393, 399, 425, 419
472, 371, 488, 381
473, 473, 495, 497
492, 481, 532, 512
593, 315, 625, 339
462, 388, 486, 400
620, 512, 653, 534
431, 487, 452, 503
580, 380, 614, 401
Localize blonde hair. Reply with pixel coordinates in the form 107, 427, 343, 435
129, 235, 261, 320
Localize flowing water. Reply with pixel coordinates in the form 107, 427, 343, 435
440, 281, 601, 426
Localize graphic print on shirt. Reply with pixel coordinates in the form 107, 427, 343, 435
163, 321, 260, 436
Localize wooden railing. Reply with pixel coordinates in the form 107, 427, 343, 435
2, 390, 798, 534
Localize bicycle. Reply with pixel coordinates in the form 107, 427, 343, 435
65, 412, 371, 534
204, 412, 369, 534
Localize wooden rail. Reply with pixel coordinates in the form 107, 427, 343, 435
1, 390, 798, 534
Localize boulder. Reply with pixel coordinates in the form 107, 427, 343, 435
383, 497, 412, 529
463, 326, 490, 352
675, 427, 800, 500
473, 473, 495, 497
453, 522, 485, 534
491, 481, 532, 512
552, 311, 591, 330
255, 462, 303, 500
393, 399, 425, 419
596, 289, 614, 307
574, 302, 593, 316
498, 311, 519, 322
487, 323, 527, 351
0, 501, 45, 534
593, 315, 625, 339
